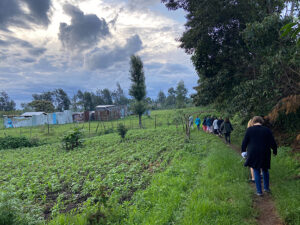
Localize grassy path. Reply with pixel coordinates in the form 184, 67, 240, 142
123, 131, 255, 225
223, 137, 299, 225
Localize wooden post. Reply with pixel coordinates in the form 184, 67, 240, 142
155, 115, 156, 129
96, 121, 100, 134
89, 118, 91, 135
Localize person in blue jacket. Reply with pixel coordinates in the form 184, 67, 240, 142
195, 115, 201, 131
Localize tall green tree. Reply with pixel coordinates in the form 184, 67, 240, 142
100, 88, 113, 105
28, 100, 55, 112
54, 89, 71, 111
157, 90, 166, 108
129, 55, 146, 128
0, 91, 16, 111
165, 87, 176, 107
162, 0, 299, 117
175, 81, 187, 108
112, 83, 129, 105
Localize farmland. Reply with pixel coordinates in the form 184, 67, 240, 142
0, 108, 299, 225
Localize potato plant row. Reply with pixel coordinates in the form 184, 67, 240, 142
0, 128, 184, 222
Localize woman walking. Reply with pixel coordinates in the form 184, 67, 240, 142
202, 117, 207, 132
220, 118, 233, 144
195, 115, 201, 131
241, 116, 277, 196
247, 119, 255, 183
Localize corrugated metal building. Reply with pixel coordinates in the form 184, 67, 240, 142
3, 110, 73, 128
94, 105, 127, 121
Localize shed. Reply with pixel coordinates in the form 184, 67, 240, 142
95, 105, 127, 121
21, 112, 46, 117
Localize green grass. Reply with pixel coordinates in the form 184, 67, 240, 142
123, 132, 255, 225
270, 147, 300, 225
0, 107, 217, 145
0, 107, 299, 225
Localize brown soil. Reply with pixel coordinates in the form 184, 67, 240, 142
223, 139, 284, 225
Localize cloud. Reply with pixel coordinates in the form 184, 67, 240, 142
0, 36, 47, 57
58, 4, 110, 51
19, 57, 36, 63
85, 34, 143, 70
0, 0, 51, 31
28, 47, 47, 56
23, 0, 52, 27
128, 0, 160, 10
0, 0, 24, 31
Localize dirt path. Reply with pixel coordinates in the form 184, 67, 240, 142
227, 142, 284, 225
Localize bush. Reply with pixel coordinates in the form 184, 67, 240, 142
0, 192, 30, 225
117, 124, 128, 140
0, 136, 40, 150
62, 128, 83, 150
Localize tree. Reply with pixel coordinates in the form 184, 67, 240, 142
112, 83, 129, 105
28, 100, 55, 112
162, 0, 299, 117
101, 89, 113, 105
0, 91, 16, 111
129, 55, 146, 128
175, 80, 187, 108
157, 91, 166, 108
32, 91, 53, 102
54, 89, 71, 111
83, 92, 94, 111
165, 87, 176, 107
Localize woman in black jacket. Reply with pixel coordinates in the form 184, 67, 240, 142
241, 116, 277, 196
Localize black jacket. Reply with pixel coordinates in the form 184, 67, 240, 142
241, 125, 277, 169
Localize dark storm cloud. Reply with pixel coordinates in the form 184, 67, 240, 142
0, 0, 51, 31
0, 0, 25, 31
58, 4, 110, 50
85, 34, 143, 70
23, 0, 52, 27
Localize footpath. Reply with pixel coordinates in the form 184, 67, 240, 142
228, 142, 283, 225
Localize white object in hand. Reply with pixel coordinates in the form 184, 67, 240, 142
241, 152, 247, 158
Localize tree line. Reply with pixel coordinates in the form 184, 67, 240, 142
0, 80, 191, 113
162, 0, 300, 119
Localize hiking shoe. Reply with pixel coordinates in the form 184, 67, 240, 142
256, 192, 263, 196
264, 189, 271, 194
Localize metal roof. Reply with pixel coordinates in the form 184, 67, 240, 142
95, 105, 116, 108
21, 112, 46, 116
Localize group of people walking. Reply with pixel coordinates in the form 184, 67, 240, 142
189, 114, 277, 196
189, 115, 233, 144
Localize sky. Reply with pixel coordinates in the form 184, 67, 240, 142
0, 0, 198, 107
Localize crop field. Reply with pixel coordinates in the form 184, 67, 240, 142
0, 108, 299, 225
0, 108, 209, 144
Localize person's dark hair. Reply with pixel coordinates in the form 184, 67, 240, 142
225, 118, 229, 123
252, 116, 264, 124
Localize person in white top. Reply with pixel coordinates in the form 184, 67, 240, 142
213, 118, 219, 134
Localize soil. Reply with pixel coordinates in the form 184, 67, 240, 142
227, 141, 284, 225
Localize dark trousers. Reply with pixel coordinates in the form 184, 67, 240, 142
224, 133, 231, 143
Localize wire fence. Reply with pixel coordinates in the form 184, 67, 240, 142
0, 114, 180, 144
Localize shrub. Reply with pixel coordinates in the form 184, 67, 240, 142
117, 124, 128, 140
0, 136, 40, 150
0, 192, 30, 225
62, 128, 83, 150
